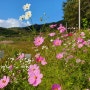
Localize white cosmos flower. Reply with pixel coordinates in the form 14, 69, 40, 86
25, 11, 32, 20
23, 3, 31, 11
19, 15, 25, 21
50, 39, 53, 42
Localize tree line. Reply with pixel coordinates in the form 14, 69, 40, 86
63, 0, 90, 29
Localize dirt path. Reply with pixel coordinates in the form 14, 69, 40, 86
0, 40, 14, 44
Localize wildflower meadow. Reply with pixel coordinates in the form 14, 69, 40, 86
0, 3, 90, 90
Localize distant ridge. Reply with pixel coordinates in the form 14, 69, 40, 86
0, 20, 64, 37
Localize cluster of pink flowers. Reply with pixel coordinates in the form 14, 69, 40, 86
16, 53, 25, 60
77, 37, 87, 48
56, 53, 64, 59
49, 32, 56, 37
77, 37, 84, 43
28, 64, 43, 86
57, 24, 66, 33
34, 36, 44, 47
62, 34, 68, 38
53, 39, 62, 46
35, 53, 47, 65
49, 24, 57, 28
0, 76, 10, 89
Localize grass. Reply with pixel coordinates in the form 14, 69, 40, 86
0, 27, 90, 90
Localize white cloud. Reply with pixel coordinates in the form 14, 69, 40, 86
0, 18, 31, 28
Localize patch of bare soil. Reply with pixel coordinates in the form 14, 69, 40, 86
0, 40, 14, 44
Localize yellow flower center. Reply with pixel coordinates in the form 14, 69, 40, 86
38, 40, 41, 42
32, 68, 35, 71
2, 80, 6, 83
34, 76, 37, 79
56, 42, 59, 45
54, 88, 58, 90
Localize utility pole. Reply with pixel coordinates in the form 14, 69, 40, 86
79, 0, 81, 30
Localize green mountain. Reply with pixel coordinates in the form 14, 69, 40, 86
0, 20, 64, 37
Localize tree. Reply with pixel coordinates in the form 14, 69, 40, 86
63, 0, 90, 29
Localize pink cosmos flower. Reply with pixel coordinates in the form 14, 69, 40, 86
41, 59, 47, 65
60, 29, 66, 33
34, 36, 44, 46
9, 65, 13, 71
16, 53, 25, 60
49, 32, 56, 37
76, 59, 81, 63
28, 64, 40, 76
56, 53, 63, 59
36, 55, 44, 62
52, 84, 61, 90
49, 24, 57, 28
77, 37, 87, 48
57, 24, 66, 33
0, 76, 10, 89
53, 39, 62, 46
77, 37, 84, 43
35, 54, 47, 65
80, 32, 85, 37
28, 64, 39, 72
82, 41, 87, 45
77, 43, 84, 48
28, 69, 43, 86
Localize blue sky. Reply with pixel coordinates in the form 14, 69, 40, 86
0, 0, 66, 28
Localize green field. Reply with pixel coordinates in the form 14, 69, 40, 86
0, 27, 90, 90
